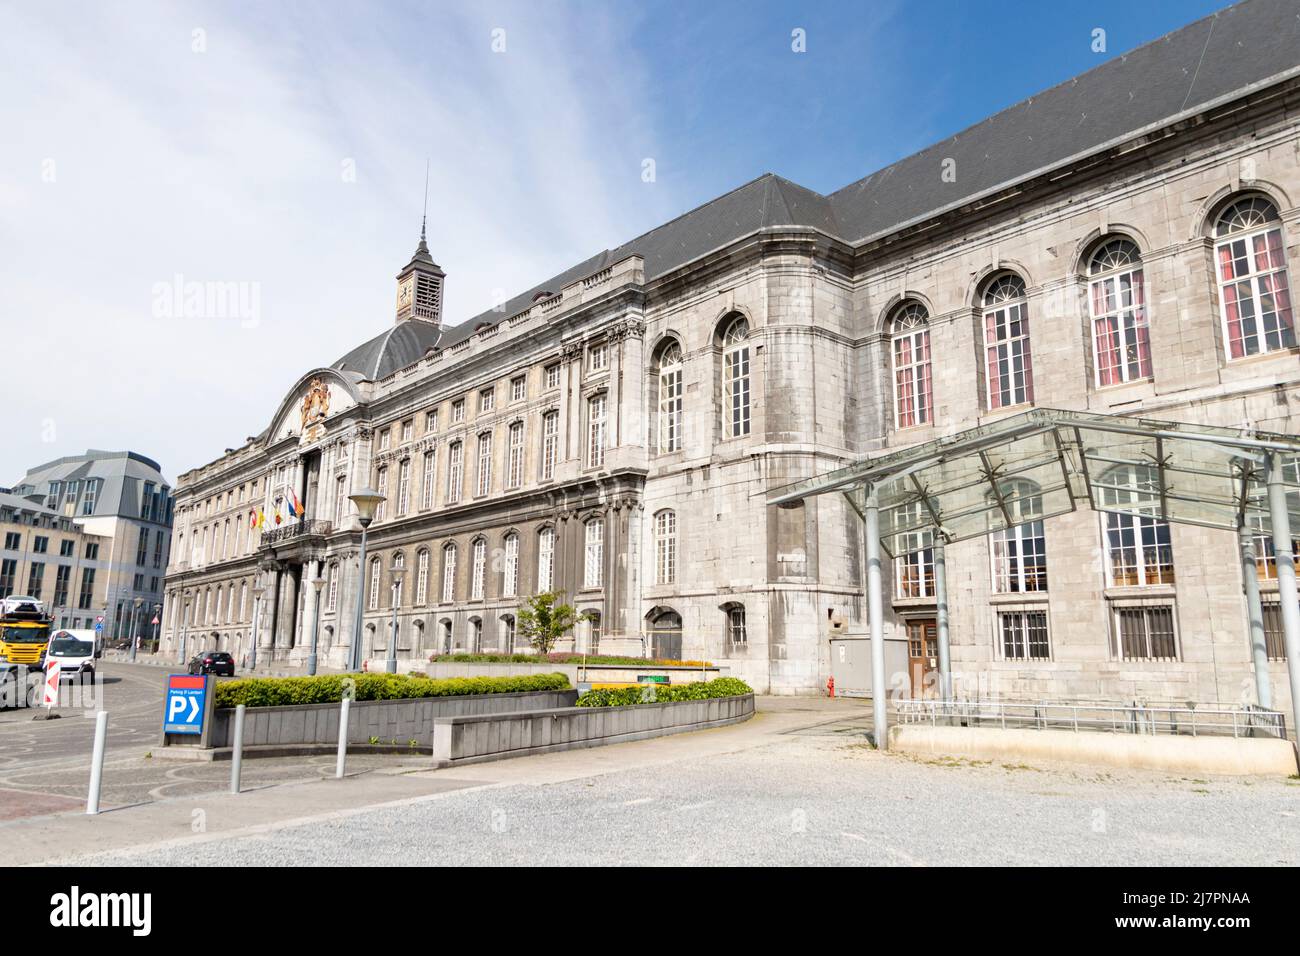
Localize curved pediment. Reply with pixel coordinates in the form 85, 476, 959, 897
265, 369, 366, 446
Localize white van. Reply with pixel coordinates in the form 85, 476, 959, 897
46, 629, 99, 682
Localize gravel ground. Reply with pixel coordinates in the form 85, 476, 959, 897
73, 729, 1300, 866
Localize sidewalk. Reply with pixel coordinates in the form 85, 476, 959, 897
7, 696, 867, 866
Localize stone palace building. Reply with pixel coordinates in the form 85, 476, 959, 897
163, 0, 1300, 700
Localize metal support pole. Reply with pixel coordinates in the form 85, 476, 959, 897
385, 585, 399, 674
248, 595, 260, 671
350, 528, 370, 672
335, 696, 351, 779
308, 587, 322, 677
86, 710, 108, 815
934, 535, 952, 703
1239, 524, 1272, 710
1266, 453, 1300, 737
864, 491, 888, 750
229, 704, 246, 794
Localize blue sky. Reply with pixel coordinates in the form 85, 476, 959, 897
0, 0, 1233, 479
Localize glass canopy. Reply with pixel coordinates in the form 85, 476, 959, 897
768, 408, 1300, 558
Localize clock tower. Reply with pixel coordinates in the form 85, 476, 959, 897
395, 218, 445, 327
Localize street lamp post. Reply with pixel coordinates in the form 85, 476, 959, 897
249, 578, 266, 671
347, 487, 385, 673
151, 603, 162, 654
385, 560, 406, 675
309, 570, 326, 676
129, 597, 144, 662
178, 593, 190, 664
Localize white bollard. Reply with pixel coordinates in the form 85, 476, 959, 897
229, 704, 246, 794
335, 696, 351, 779
86, 710, 109, 815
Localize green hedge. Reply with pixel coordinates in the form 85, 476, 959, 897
575, 677, 752, 708
214, 671, 570, 709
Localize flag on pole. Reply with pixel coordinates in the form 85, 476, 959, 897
287, 495, 299, 519
292, 492, 304, 519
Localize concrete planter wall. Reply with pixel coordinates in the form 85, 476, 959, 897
432, 693, 756, 767
201, 689, 578, 750
423, 661, 725, 685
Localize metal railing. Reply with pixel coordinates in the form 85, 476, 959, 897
893, 698, 1287, 740
260, 520, 332, 544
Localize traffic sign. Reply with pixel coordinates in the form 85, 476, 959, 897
95, 615, 104, 624
163, 674, 208, 735
151, 616, 159, 625
94, 622, 103, 633
43, 661, 60, 708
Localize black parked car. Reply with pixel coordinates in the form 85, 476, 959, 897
187, 651, 235, 676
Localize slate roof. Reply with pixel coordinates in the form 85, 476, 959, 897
333, 0, 1300, 380
12, 450, 172, 523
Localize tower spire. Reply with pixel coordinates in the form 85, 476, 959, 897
395, 159, 445, 327
420, 158, 429, 243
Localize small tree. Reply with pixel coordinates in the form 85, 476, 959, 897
517, 591, 580, 655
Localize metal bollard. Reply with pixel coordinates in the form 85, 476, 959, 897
86, 711, 109, 815
335, 696, 351, 779
229, 704, 246, 794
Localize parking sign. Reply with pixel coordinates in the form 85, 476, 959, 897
163, 674, 208, 734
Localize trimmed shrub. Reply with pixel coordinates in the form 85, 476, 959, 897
575, 676, 752, 708
215, 671, 570, 709
428, 652, 714, 667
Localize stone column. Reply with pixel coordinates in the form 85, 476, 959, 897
300, 558, 319, 662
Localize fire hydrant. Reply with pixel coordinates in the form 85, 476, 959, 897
826, 676, 835, 698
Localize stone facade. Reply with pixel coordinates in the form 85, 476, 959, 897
162, 7, 1300, 701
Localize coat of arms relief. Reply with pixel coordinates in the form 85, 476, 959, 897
300, 377, 331, 440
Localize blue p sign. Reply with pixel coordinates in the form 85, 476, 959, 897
164, 674, 207, 735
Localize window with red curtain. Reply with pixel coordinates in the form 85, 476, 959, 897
1214, 197, 1295, 359
891, 302, 932, 428
1087, 238, 1151, 387
982, 274, 1033, 409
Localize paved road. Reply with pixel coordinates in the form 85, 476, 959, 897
35, 702, 1300, 867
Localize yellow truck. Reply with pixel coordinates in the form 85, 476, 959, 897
0, 598, 51, 707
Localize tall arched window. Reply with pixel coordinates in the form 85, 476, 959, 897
587, 395, 607, 468
446, 441, 463, 504
374, 466, 388, 522
584, 518, 604, 588
396, 458, 412, 515
724, 604, 747, 645
501, 614, 516, 652
654, 509, 677, 585
471, 537, 487, 600
1215, 196, 1294, 359
502, 533, 519, 598
1088, 238, 1150, 386
890, 302, 932, 428
327, 563, 338, 611
722, 316, 751, 437
537, 527, 555, 592
476, 432, 493, 497
368, 557, 381, 610
657, 340, 684, 453
415, 549, 430, 605
391, 551, 405, 606
334, 474, 348, 527
981, 274, 1034, 409
441, 543, 457, 603
420, 450, 435, 510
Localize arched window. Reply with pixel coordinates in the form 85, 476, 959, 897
334, 474, 348, 527
507, 422, 525, 488
894, 501, 934, 599
374, 466, 388, 522
502, 533, 519, 598
1099, 464, 1173, 587
1088, 238, 1151, 386
368, 557, 381, 610
657, 340, 684, 453
541, 410, 559, 480
476, 432, 493, 497
415, 549, 430, 605
586, 611, 602, 654
654, 510, 677, 585
468, 616, 483, 653
470, 538, 487, 600
501, 614, 517, 653
420, 450, 435, 510
537, 527, 555, 592
584, 518, 604, 588
981, 274, 1033, 409
441, 543, 457, 603
722, 316, 751, 437
891, 302, 932, 428
327, 563, 338, 611
396, 457, 412, 515
650, 609, 682, 660
439, 618, 453, 654
239, 581, 248, 620
391, 551, 405, 606
988, 478, 1047, 593
587, 395, 607, 468
446, 441, 463, 504
1214, 196, 1294, 359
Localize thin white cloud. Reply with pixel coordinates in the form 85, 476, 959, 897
0, 0, 679, 480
